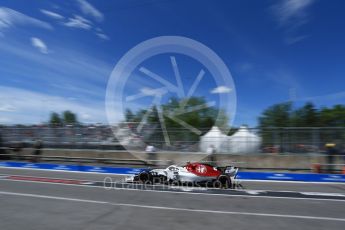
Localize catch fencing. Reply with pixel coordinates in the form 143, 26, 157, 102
0, 125, 344, 154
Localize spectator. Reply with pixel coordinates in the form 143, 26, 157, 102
0, 132, 6, 160
32, 139, 43, 163
145, 145, 156, 165
12, 142, 24, 161
325, 143, 337, 173
341, 144, 345, 170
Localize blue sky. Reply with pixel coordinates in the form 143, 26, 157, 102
0, 0, 344, 127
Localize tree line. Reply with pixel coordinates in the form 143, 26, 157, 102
259, 102, 345, 128
48, 101, 344, 129
49, 110, 78, 126
258, 102, 345, 151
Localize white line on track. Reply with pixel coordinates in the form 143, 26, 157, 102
109, 185, 345, 202
0, 191, 344, 222
1, 172, 343, 196
240, 179, 345, 185
1, 178, 345, 202
2, 171, 345, 196
115, 181, 345, 196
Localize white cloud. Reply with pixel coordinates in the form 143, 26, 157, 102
0, 7, 52, 31
76, 0, 104, 22
0, 104, 16, 112
0, 86, 107, 124
0, 117, 11, 123
140, 87, 160, 96
126, 87, 167, 102
272, 0, 314, 26
81, 113, 91, 120
0, 39, 112, 89
64, 15, 92, 30
40, 9, 64, 20
31, 37, 48, 54
271, 0, 315, 44
210, 86, 232, 94
95, 28, 109, 40
96, 32, 109, 40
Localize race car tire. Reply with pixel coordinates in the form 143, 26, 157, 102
215, 175, 231, 189
212, 180, 222, 188
138, 171, 152, 183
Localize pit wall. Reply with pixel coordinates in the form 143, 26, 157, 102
0, 161, 344, 183
5, 148, 345, 171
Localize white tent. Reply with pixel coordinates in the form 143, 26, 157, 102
199, 126, 261, 154
227, 126, 261, 154
199, 126, 228, 153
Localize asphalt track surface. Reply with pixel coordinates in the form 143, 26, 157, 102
1, 168, 345, 230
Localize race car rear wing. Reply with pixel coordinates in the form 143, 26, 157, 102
224, 166, 239, 178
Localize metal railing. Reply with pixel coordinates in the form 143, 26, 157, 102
1, 125, 344, 154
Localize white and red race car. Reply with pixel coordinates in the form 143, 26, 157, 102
126, 162, 241, 189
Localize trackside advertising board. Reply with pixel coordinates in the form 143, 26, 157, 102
0, 161, 143, 175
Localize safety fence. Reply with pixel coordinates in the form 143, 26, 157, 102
0, 125, 344, 154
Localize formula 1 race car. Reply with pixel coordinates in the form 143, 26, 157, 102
126, 162, 242, 189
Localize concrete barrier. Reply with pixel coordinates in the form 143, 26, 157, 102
3, 148, 345, 172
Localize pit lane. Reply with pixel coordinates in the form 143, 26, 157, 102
1, 168, 345, 230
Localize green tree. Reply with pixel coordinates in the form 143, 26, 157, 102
258, 102, 292, 151
259, 102, 292, 128
303, 102, 319, 126
62, 110, 77, 124
290, 102, 319, 127
162, 97, 219, 132
49, 112, 62, 126
125, 109, 134, 122
259, 102, 345, 151
319, 105, 345, 127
